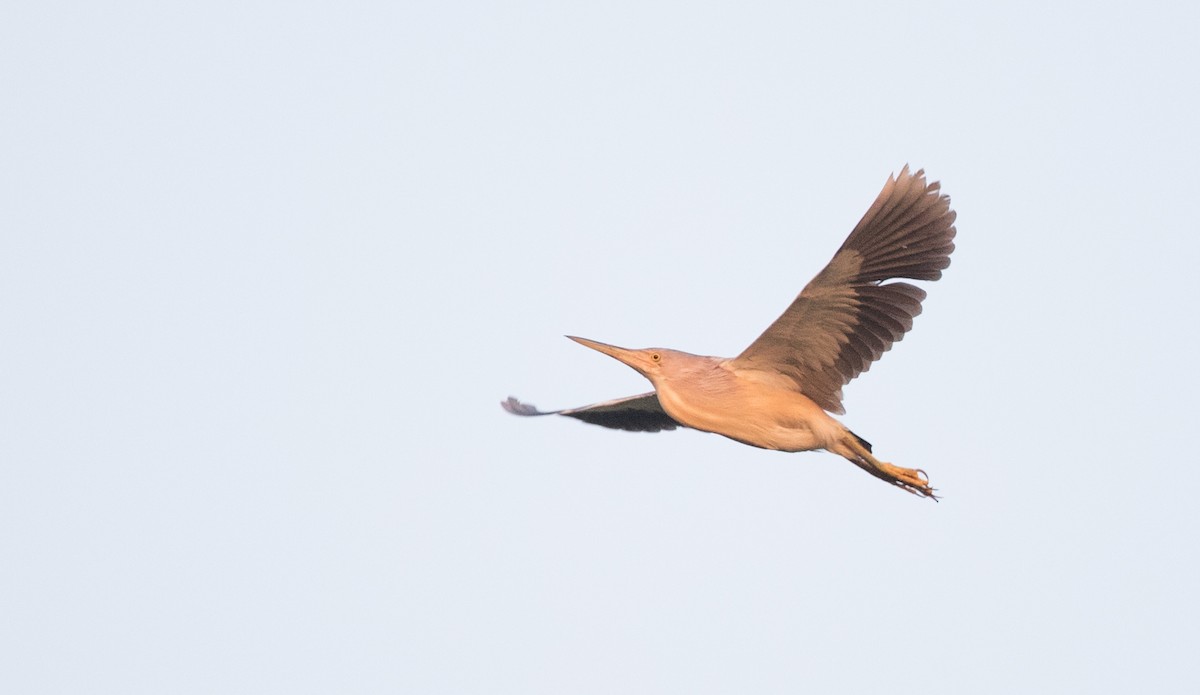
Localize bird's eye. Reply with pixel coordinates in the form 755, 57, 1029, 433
651, 352, 661, 363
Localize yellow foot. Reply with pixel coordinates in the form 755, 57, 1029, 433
840, 434, 938, 499
875, 461, 937, 499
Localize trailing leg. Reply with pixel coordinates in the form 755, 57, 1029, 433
834, 433, 938, 499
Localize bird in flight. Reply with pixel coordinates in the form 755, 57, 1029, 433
503, 166, 956, 498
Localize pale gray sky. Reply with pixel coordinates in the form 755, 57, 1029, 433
3, 2, 1199, 693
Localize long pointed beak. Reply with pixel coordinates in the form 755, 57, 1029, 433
566, 335, 651, 373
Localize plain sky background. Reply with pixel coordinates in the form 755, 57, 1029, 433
3, 1, 1199, 693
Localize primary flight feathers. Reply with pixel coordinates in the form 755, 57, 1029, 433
734, 166, 955, 413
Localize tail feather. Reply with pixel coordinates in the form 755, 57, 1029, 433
848, 429, 872, 453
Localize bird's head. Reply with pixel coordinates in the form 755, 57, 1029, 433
566, 336, 673, 380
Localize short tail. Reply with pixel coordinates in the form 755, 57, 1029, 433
848, 429, 872, 453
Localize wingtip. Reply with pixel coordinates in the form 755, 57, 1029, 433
501, 396, 543, 416
895, 164, 931, 185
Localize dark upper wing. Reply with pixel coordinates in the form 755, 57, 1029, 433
731, 166, 956, 414
501, 392, 681, 432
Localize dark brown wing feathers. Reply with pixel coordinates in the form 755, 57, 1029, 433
734, 166, 956, 414
839, 170, 956, 282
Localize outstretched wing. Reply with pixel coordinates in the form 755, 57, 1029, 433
501, 392, 681, 432
731, 166, 956, 414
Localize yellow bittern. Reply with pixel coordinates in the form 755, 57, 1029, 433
503, 166, 956, 498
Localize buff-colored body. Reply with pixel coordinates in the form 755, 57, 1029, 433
568, 338, 922, 493
645, 350, 845, 453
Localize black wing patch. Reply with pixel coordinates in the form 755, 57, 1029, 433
502, 392, 681, 433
